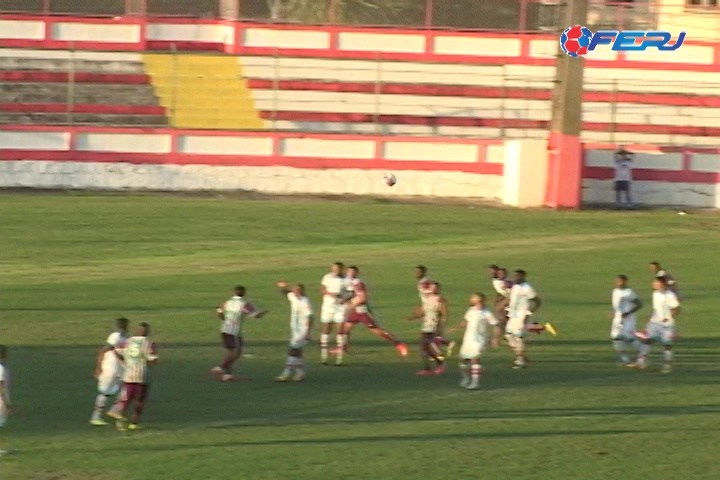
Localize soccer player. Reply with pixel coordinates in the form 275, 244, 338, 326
408, 281, 448, 375
275, 282, 314, 382
90, 317, 129, 426
490, 266, 511, 348
614, 146, 634, 209
0, 345, 10, 456
630, 277, 680, 373
610, 275, 642, 365
211, 285, 267, 381
448, 294, 497, 390
505, 269, 555, 368
337, 277, 408, 365
319, 262, 348, 364
649, 261, 678, 293
414, 266, 454, 355
107, 322, 158, 430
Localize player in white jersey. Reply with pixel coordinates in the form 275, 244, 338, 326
448, 294, 497, 389
275, 282, 314, 382
107, 323, 158, 431
610, 275, 642, 365
0, 346, 10, 456
505, 270, 556, 368
649, 261, 678, 294
408, 282, 448, 375
90, 317, 129, 426
211, 285, 267, 381
413, 266, 454, 356
489, 266, 511, 348
319, 262, 349, 365
630, 277, 681, 373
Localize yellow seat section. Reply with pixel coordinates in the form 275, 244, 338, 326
142, 54, 265, 130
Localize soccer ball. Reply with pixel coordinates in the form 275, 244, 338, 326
382, 173, 397, 186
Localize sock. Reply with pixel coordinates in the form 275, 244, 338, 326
663, 349, 673, 363
320, 334, 329, 361
459, 363, 469, 383
638, 343, 650, 363
294, 358, 305, 377
337, 335, 346, 361
92, 394, 108, 420
469, 364, 482, 386
612, 340, 629, 363
131, 401, 144, 425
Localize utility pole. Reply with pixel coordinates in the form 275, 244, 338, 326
545, 0, 588, 209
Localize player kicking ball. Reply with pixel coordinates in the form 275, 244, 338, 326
630, 277, 680, 373
610, 275, 642, 366
90, 317, 129, 426
448, 293, 497, 390
275, 282, 314, 382
407, 281, 448, 375
106, 323, 158, 431
337, 279, 408, 365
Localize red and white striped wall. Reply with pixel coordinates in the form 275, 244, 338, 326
2, 15, 719, 71
2, 126, 720, 207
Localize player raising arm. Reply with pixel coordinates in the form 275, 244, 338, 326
90, 317, 129, 426
631, 277, 680, 373
275, 282, 314, 382
107, 323, 158, 431
408, 281, 448, 376
0, 345, 10, 456
610, 275, 642, 366
211, 285, 267, 382
447, 294, 497, 390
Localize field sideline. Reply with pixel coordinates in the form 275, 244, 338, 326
1, 192, 719, 480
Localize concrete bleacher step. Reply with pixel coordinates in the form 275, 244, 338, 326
0, 112, 168, 126
0, 57, 146, 74
0, 83, 161, 106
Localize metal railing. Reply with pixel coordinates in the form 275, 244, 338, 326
2, 47, 720, 147
0, 1, 675, 35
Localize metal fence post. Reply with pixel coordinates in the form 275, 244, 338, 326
374, 50, 383, 134
500, 61, 507, 139
272, 47, 279, 132
170, 43, 178, 127
67, 42, 75, 126
425, 0, 434, 28
610, 79, 618, 145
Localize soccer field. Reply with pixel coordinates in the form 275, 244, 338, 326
2, 192, 719, 480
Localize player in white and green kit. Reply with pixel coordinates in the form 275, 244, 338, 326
448, 294, 497, 390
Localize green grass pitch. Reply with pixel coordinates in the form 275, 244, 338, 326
1, 192, 719, 480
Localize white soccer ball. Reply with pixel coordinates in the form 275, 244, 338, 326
382, 173, 397, 187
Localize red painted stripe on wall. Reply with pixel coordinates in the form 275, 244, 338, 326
247, 79, 720, 108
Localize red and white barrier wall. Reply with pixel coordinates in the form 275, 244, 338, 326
0, 126, 505, 199
2, 126, 720, 208
2, 15, 719, 71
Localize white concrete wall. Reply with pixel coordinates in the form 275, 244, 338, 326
51, 23, 141, 43
0, 161, 503, 199
582, 179, 720, 208
146, 23, 235, 44
0, 19, 45, 40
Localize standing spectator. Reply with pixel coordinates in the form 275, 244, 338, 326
614, 146, 635, 209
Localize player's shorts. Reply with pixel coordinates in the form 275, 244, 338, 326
505, 314, 528, 337
348, 312, 380, 329
644, 321, 674, 345
614, 180, 630, 192
320, 303, 346, 324
221, 333, 243, 351
460, 340, 485, 360
610, 315, 637, 341
97, 374, 121, 395
120, 383, 149, 403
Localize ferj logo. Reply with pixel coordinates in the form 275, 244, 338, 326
560, 25, 686, 57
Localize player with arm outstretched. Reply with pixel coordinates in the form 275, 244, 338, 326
319, 262, 348, 365
275, 281, 314, 382
337, 268, 408, 366
107, 322, 158, 431
610, 275, 642, 366
408, 281, 448, 375
211, 285, 267, 381
630, 277, 680, 373
447, 293, 497, 390
90, 317, 129, 426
